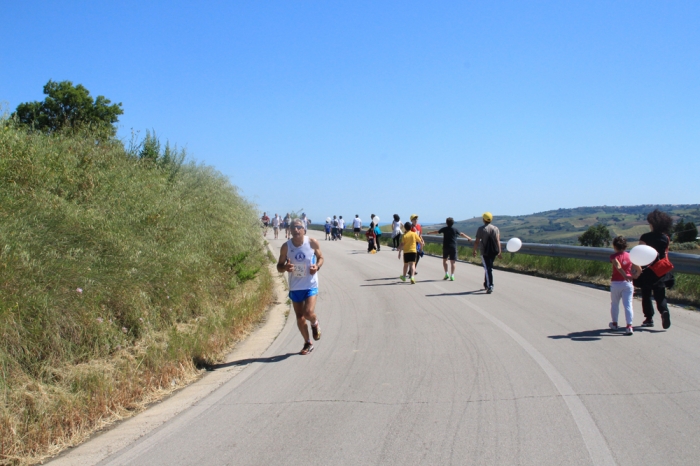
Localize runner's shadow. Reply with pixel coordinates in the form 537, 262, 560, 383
203, 353, 297, 371
548, 329, 625, 341
425, 290, 485, 297
549, 326, 667, 341
365, 277, 399, 281
360, 282, 402, 287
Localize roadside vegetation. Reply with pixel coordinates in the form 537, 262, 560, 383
1, 89, 271, 464
419, 243, 700, 307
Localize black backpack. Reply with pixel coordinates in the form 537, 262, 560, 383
482, 233, 499, 257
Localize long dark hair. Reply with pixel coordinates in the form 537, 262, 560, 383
647, 209, 673, 234
393, 214, 400, 222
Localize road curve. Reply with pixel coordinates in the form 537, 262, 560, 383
97, 230, 700, 466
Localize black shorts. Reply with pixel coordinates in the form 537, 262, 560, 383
403, 252, 417, 263
263, 222, 269, 227
443, 247, 457, 261
354, 227, 361, 233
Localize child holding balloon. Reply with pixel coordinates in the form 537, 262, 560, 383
609, 236, 635, 335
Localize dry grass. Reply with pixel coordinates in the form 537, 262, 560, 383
0, 122, 273, 465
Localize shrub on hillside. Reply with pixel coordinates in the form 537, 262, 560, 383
578, 223, 612, 247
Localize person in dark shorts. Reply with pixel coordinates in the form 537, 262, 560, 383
398, 221, 423, 284
410, 214, 423, 273
352, 215, 362, 240
426, 217, 472, 281
633, 209, 674, 329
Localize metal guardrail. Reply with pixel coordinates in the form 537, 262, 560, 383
421, 235, 700, 275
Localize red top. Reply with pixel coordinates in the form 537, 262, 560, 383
610, 251, 632, 281
365, 229, 376, 240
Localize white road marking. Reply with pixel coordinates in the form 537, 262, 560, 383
433, 284, 616, 466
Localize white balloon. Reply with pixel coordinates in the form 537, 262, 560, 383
374, 216, 380, 224
506, 238, 522, 253
629, 245, 657, 266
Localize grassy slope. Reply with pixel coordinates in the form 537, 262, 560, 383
0, 125, 272, 464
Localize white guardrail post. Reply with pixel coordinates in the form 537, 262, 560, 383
420, 235, 700, 275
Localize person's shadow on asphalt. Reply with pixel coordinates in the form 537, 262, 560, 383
203, 353, 297, 371
548, 327, 665, 341
425, 290, 485, 297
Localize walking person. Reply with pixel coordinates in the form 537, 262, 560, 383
331, 215, 339, 240
366, 223, 377, 253
261, 212, 270, 237
609, 236, 634, 335
277, 218, 324, 355
374, 222, 382, 251
410, 214, 423, 273
324, 218, 332, 240
353, 215, 362, 240
425, 217, 472, 281
472, 212, 502, 294
398, 221, 423, 284
338, 216, 345, 240
283, 213, 291, 239
272, 213, 281, 239
633, 209, 674, 329
391, 214, 402, 251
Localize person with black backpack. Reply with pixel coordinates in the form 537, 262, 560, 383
472, 212, 502, 294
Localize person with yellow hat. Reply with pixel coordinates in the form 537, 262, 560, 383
473, 212, 502, 294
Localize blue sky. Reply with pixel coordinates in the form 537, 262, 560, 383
2, 1, 699, 224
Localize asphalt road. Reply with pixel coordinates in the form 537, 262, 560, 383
98, 230, 700, 466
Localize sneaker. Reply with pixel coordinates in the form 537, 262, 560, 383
625, 325, 634, 335
444, 273, 450, 280
400, 275, 406, 282
609, 322, 619, 331
410, 277, 416, 284
487, 286, 493, 294
300, 342, 314, 355
311, 323, 321, 341
449, 275, 454, 281
641, 319, 654, 327
661, 311, 671, 329
483, 281, 488, 290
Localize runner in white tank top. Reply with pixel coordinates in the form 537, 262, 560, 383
277, 218, 325, 355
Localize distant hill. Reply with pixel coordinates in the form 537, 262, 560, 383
427, 205, 700, 245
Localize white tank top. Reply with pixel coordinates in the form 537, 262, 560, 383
286, 236, 319, 291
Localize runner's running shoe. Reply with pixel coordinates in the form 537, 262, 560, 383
300, 342, 314, 355
400, 275, 406, 282
487, 286, 493, 294
609, 322, 619, 331
625, 325, 634, 335
641, 319, 654, 327
312, 323, 321, 341
449, 275, 454, 281
444, 273, 449, 280
410, 277, 416, 284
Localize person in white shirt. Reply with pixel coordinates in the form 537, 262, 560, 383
277, 218, 324, 355
338, 216, 345, 240
271, 214, 281, 239
352, 215, 362, 240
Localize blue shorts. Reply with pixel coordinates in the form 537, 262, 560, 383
289, 288, 318, 303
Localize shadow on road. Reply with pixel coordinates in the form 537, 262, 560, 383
425, 290, 485, 297
365, 277, 399, 281
203, 353, 297, 371
548, 327, 664, 341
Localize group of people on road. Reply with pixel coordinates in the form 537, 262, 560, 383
263, 213, 311, 240
272, 207, 677, 354
324, 215, 345, 241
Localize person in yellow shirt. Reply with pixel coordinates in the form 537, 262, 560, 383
398, 221, 424, 284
